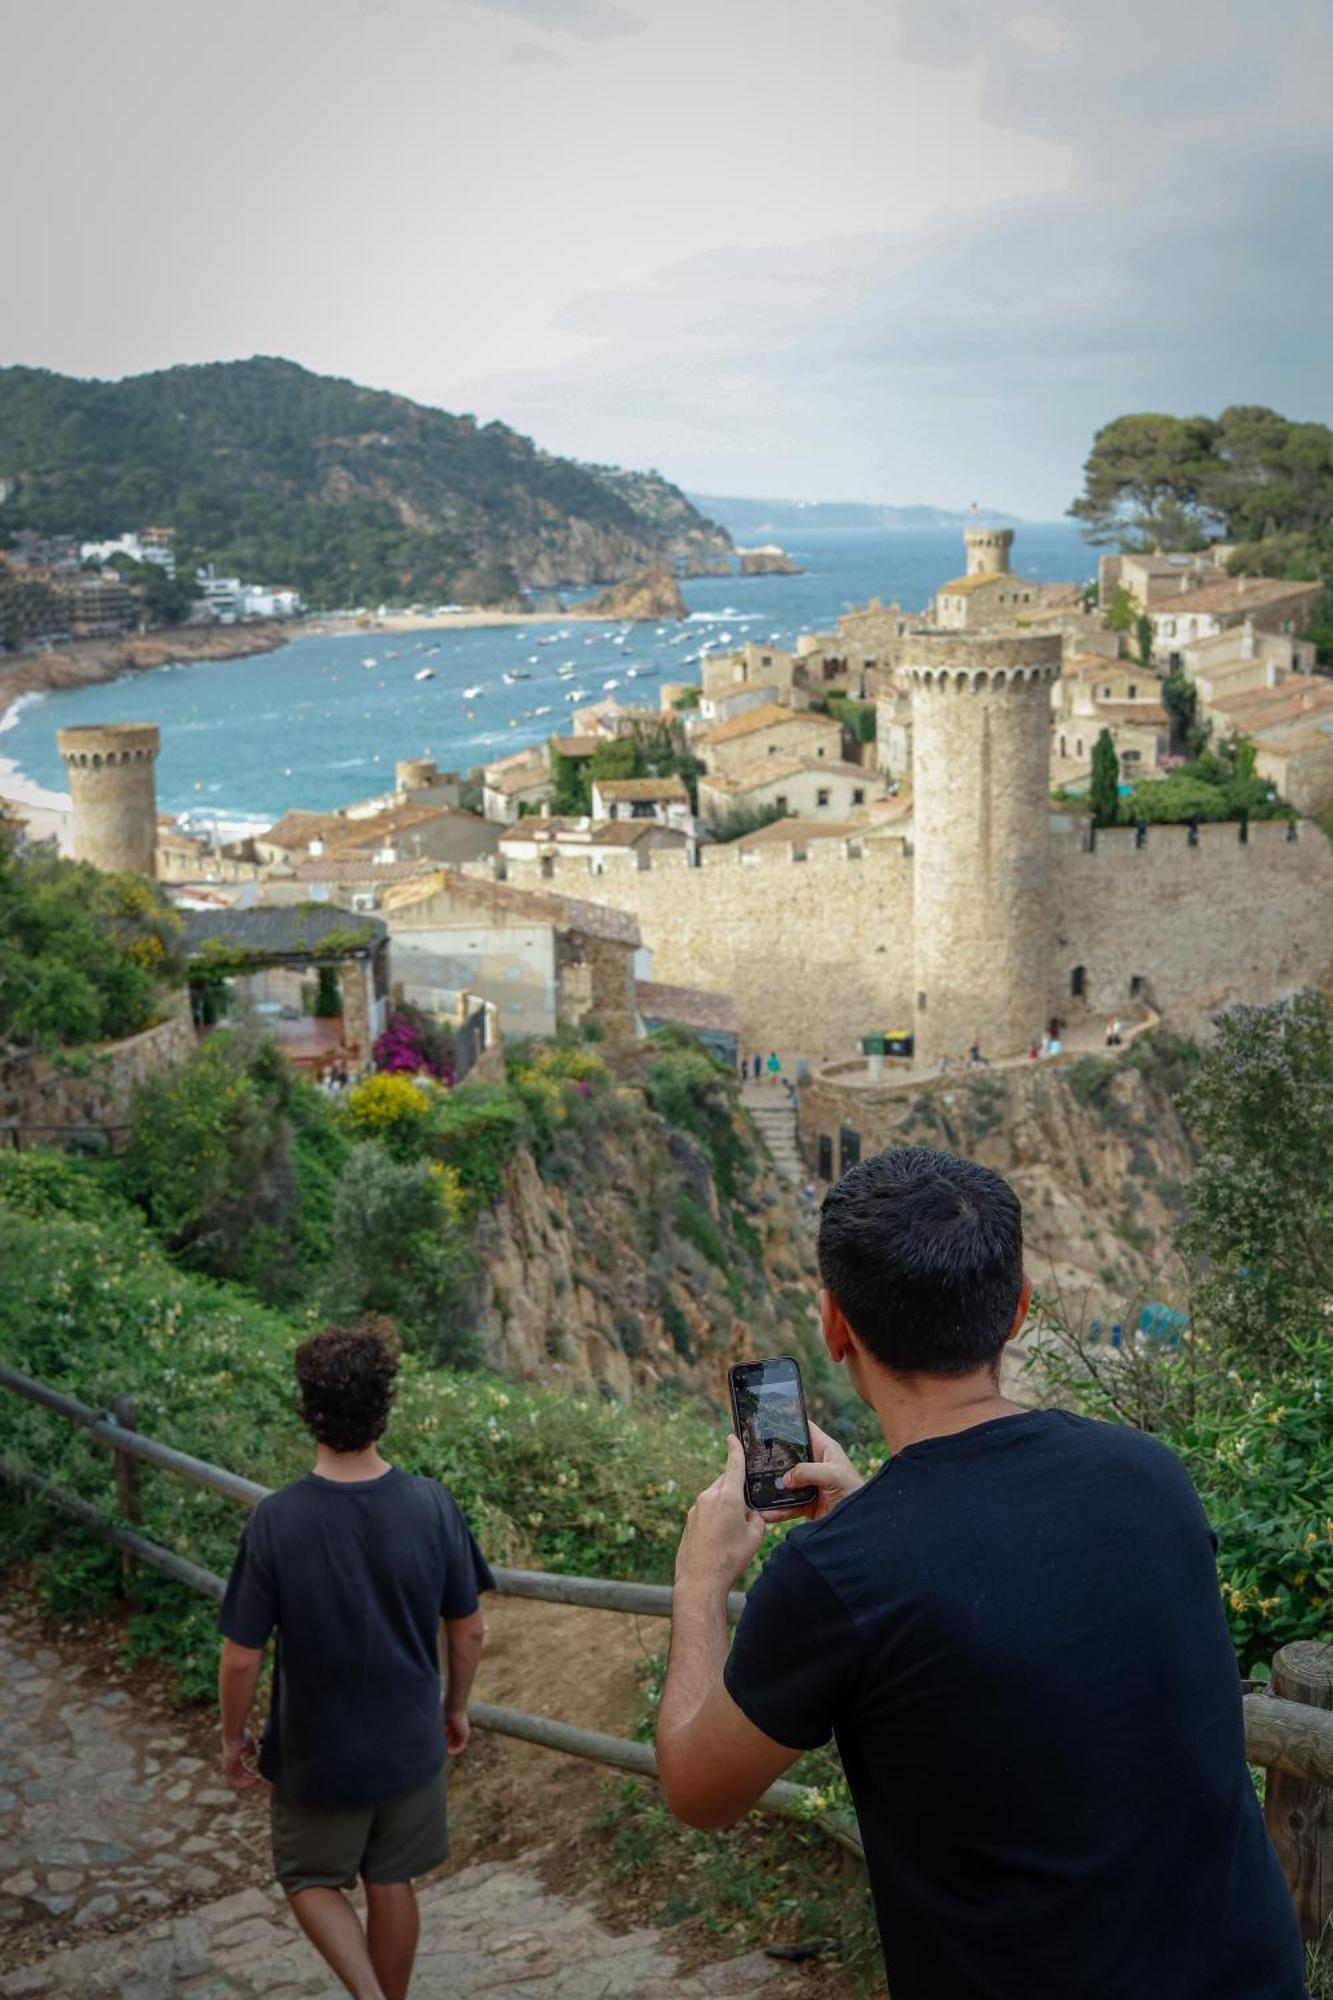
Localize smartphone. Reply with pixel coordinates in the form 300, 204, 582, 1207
727, 1356, 817, 1511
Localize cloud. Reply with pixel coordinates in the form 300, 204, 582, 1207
506, 38, 571, 63
458, 132, 1333, 512
460, 0, 644, 41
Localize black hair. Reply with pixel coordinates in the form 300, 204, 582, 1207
294, 1318, 399, 1452
817, 1146, 1024, 1375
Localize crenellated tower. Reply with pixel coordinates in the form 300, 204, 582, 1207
907, 631, 1061, 1064
57, 722, 161, 877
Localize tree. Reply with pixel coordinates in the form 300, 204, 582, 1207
1089, 730, 1121, 828
1180, 993, 1333, 1364
321, 1142, 478, 1365
1135, 613, 1153, 667
1070, 413, 1221, 547
1162, 670, 1196, 756
121, 1030, 319, 1300
1106, 583, 1136, 633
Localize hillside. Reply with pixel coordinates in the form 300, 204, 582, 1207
0, 359, 732, 608
688, 493, 1022, 538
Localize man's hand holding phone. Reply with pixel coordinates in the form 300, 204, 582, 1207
759, 1421, 864, 1524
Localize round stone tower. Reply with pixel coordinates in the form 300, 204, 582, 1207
964, 525, 1014, 577
396, 757, 439, 794
57, 723, 161, 877
907, 632, 1061, 1066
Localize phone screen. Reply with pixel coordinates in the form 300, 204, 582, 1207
728, 1356, 816, 1510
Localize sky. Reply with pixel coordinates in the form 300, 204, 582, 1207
2, 0, 1331, 515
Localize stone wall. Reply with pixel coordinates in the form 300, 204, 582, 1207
0, 1000, 195, 1144
1050, 817, 1333, 1029
508, 838, 916, 1057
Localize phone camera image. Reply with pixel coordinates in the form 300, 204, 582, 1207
730, 1361, 813, 1508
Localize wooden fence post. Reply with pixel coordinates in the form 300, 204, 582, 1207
1264, 1640, 1333, 1944
110, 1394, 141, 1599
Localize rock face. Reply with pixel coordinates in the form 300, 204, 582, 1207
680, 554, 735, 578
800, 1043, 1198, 1313
472, 1101, 818, 1398
580, 570, 689, 622
737, 545, 802, 576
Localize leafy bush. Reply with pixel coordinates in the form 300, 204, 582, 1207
425, 1084, 528, 1206
121, 1031, 345, 1303
0, 836, 183, 1050
340, 1070, 437, 1161
321, 1142, 478, 1366
645, 1037, 754, 1199
372, 1002, 455, 1082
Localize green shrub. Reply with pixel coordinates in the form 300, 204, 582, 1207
0, 837, 184, 1050
426, 1084, 528, 1205
646, 1038, 753, 1199
321, 1143, 479, 1367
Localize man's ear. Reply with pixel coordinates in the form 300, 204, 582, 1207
1006, 1274, 1033, 1343
820, 1287, 855, 1365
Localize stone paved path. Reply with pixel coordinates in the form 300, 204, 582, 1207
0, 1606, 783, 2000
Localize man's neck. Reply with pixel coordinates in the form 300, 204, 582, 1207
312, 1444, 391, 1483
866, 1368, 1023, 1457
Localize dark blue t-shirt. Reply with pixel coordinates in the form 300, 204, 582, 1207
220, 1466, 494, 1807
724, 1409, 1303, 2000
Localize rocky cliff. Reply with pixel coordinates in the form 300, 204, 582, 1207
801, 1039, 1199, 1328
473, 1090, 819, 1401
737, 545, 802, 576
579, 570, 688, 622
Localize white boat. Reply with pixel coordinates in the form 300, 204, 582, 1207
563, 689, 583, 703
503, 670, 531, 683
362, 656, 377, 668
627, 663, 658, 678
603, 677, 620, 690
534, 704, 552, 716
462, 684, 485, 700
413, 667, 435, 681
527, 655, 540, 665
558, 666, 576, 679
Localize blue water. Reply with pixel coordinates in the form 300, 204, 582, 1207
3, 522, 1091, 826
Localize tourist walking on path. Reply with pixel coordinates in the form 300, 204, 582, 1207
752, 1052, 762, 1080
765, 1050, 782, 1084
657, 1147, 1304, 1999
218, 1321, 493, 2000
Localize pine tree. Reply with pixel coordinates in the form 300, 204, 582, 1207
1090, 729, 1121, 828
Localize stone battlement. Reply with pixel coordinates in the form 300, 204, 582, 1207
57, 722, 160, 769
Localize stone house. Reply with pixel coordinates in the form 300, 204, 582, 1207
697, 755, 880, 828
695, 703, 842, 779
933, 571, 1039, 630
589, 774, 692, 828
700, 643, 795, 705
382, 869, 641, 1043
482, 751, 553, 824
1252, 723, 1333, 818
497, 816, 690, 875
1145, 576, 1321, 655
694, 681, 785, 730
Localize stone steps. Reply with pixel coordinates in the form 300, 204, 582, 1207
743, 1089, 804, 1182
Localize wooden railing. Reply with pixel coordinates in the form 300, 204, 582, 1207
3, 1360, 1332, 1926
0, 1365, 858, 1855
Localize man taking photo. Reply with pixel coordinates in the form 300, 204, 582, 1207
219, 1319, 492, 2000
658, 1146, 1304, 1997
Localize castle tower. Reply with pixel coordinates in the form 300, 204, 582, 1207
907, 632, 1061, 1065
57, 722, 161, 877
964, 525, 1014, 577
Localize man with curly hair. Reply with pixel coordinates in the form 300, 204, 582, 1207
218, 1319, 492, 2000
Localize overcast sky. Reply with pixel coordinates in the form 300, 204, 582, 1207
3, 0, 1330, 514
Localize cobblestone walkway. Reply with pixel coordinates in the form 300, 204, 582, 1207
0, 1608, 782, 2000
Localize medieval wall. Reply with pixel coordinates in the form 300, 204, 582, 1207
1050, 817, 1333, 1028
506, 839, 916, 1057
0, 1000, 195, 1144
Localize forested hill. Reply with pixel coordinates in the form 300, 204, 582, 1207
0, 358, 732, 607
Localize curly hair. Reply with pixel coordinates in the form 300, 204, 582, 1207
294, 1318, 400, 1453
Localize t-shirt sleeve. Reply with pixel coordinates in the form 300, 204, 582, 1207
438, 1488, 497, 1620
723, 1534, 861, 1752
218, 1511, 278, 1648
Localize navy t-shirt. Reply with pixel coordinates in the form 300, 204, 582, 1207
724, 1409, 1303, 2000
220, 1466, 495, 1807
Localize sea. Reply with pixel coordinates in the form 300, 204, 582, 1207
0, 521, 1091, 834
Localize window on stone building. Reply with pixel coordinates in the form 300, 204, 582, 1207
1070, 965, 1086, 998
816, 746, 826, 757
1129, 975, 1145, 998
917, 990, 927, 1011
1076, 738, 1084, 758
817, 788, 830, 807
1128, 684, 1137, 698
853, 788, 865, 805
818, 1134, 833, 1180
1060, 735, 1067, 757
775, 795, 787, 812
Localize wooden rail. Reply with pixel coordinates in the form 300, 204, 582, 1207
7, 1361, 1333, 1924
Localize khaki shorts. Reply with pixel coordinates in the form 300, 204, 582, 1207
270, 1773, 448, 1895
